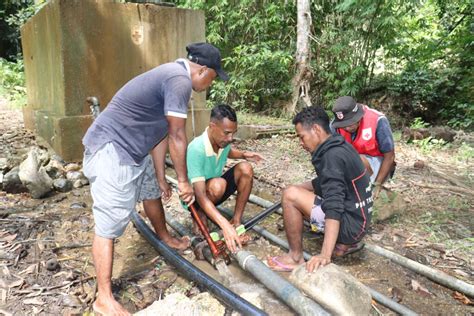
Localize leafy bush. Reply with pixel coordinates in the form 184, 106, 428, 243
410, 117, 430, 129
0, 58, 26, 108
0, 0, 37, 60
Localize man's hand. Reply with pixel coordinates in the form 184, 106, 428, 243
243, 151, 264, 163
159, 180, 172, 202
306, 254, 331, 273
229, 217, 241, 227
372, 182, 382, 200
221, 221, 242, 254
178, 181, 194, 205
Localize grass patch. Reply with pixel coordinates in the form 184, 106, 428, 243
456, 142, 474, 162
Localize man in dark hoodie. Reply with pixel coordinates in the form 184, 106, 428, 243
267, 106, 372, 272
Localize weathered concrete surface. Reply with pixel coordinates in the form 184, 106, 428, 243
290, 263, 372, 316
21, 0, 208, 161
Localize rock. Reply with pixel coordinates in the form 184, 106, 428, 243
53, 178, 73, 193
36, 148, 50, 166
413, 160, 425, 169
61, 294, 81, 307
70, 202, 87, 209
238, 292, 263, 310
192, 292, 225, 316
403, 126, 456, 143
73, 179, 84, 189
50, 154, 66, 165
3, 167, 28, 194
66, 171, 84, 182
290, 263, 372, 316
18, 148, 53, 199
45, 159, 65, 179
372, 189, 405, 222
0, 158, 11, 173
65, 163, 81, 172
45, 258, 60, 271
134, 293, 200, 316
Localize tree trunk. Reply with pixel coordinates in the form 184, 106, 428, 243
286, 0, 312, 114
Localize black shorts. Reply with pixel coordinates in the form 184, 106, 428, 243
193, 165, 238, 211
215, 165, 238, 206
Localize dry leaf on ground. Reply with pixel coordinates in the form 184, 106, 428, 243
452, 292, 473, 305
411, 279, 432, 297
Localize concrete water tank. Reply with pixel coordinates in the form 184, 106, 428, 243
21, 0, 210, 161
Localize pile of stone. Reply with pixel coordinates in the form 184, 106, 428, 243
0, 147, 88, 198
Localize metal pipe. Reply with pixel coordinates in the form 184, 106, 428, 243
163, 212, 330, 316
130, 211, 267, 316
164, 175, 417, 314
246, 194, 474, 298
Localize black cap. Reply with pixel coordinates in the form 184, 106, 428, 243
186, 42, 229, 81
332, 96, 364, 128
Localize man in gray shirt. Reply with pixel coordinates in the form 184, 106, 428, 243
82, 42, 228, 316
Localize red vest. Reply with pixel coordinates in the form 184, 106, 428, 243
337, 105, 384, 157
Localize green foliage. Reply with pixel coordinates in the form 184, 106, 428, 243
410, 117, 430, 129
456, 142, 474, 162
0, 0, 37, 59
439, 102, 473, 129
173, 0, 296, 112
412, 136, 448, 154
0, 58, 27, 108
311, 0, 416, 105
384, 0, 473, 128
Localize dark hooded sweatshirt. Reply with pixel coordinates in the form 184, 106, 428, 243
311, 134, 372, 245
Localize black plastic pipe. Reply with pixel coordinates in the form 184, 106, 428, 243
131, 212, 267, 316
163, 213, 330, 316
163, 174, 417, 314
243, 202, 281, 231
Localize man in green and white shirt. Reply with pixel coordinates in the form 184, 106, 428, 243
187, 104, 263, 253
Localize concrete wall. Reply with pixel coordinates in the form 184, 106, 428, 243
21, 0, 209, 161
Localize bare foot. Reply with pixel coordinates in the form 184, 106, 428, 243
266, 254, 304, 272
93, 296, 130, 316
162, 235, 190, 251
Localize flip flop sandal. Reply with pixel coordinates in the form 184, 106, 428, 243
333, 242, 365, 257
265, 256, 295, 272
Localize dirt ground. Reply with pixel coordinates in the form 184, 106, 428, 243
0, 106, 473, 315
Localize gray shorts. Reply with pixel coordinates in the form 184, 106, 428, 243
83, 143, 161, 239
364, 155, 383, 183
137, 155, 162, 202
310, 196, 325, 233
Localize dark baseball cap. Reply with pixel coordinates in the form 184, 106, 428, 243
186, 42, 229, 81
332, 96, 364, 128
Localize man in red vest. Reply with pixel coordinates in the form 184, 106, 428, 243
332, 96, 396, 199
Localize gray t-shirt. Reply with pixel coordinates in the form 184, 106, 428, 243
83, 61, 192, 165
